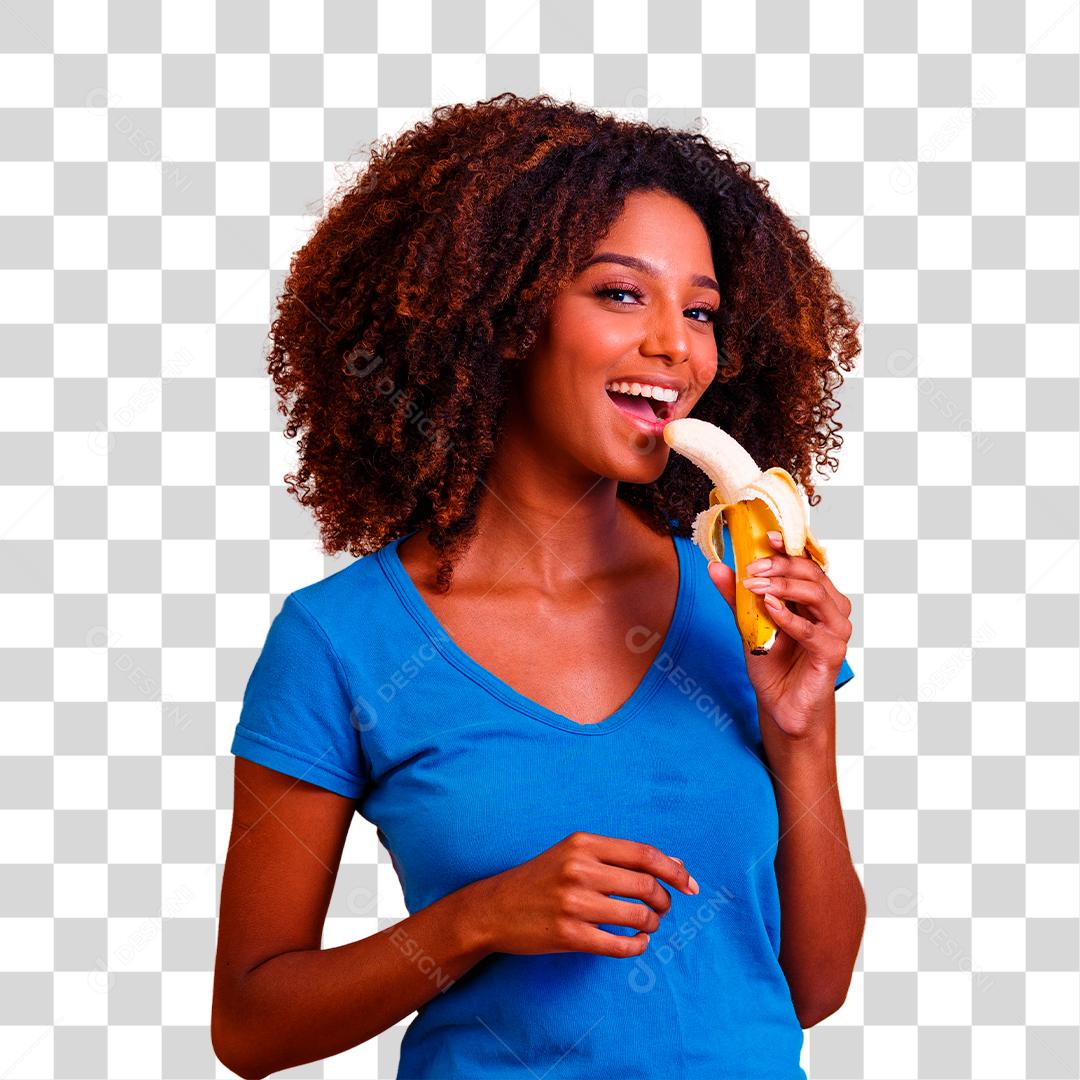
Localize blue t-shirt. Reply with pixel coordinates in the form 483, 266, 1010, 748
231, 525, 855, 1079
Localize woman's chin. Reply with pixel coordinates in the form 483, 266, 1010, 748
568, 416, 671, 485
606, 443, 670, 485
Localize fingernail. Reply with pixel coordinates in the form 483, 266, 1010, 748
742, 577, 772, 591
767, 531, 783, 545
672, 857, 684, 865
763, 592, 783, 608
744, 558, 771, 574
689, 874, 700, 894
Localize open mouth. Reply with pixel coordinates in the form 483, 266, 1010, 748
605, 388, 675, 426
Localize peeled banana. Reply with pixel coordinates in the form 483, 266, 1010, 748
662, 418, 828, 655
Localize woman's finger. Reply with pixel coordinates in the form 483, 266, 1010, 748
759, 532, 853, 618
759, 590, 848, 662
742, 573, 851, 640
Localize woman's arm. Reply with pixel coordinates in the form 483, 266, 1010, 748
211, 758, 495, 1079
760, 704, 866, 1028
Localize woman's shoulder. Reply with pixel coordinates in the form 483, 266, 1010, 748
285, 539, 404, 651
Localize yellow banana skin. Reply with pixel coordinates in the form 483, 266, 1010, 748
726, 498, 786, 654
665, 418, 829, 655
694, 492, 788, 653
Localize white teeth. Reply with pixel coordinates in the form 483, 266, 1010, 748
605, 381, 679, 402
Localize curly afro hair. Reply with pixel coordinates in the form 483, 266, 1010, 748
268, 92, 860, 593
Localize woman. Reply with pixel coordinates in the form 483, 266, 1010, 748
212, 93, 863, 1079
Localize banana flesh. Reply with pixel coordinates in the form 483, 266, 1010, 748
663, 418, 828, 655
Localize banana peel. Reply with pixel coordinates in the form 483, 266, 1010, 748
663, 417, 828, 655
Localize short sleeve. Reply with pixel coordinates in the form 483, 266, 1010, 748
835, 655, 854, 691
231, 593, 370, 799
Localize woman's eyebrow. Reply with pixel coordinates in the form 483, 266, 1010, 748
582, 252, 720, 294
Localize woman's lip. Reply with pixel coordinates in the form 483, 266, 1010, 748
605, 389, 673, 436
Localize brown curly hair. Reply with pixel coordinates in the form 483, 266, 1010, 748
268, 92, 860, 593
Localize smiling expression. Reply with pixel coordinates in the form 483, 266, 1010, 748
510, 189, 721, 484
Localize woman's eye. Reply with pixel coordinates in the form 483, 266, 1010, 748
596, 287, 638, 305
594, 286, 718, 324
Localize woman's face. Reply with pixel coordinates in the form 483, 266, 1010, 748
510, 188, 720, 485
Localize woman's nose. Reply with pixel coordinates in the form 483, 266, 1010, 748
641, 307, 692, 363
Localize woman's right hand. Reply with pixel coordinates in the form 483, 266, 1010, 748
472, 831, 699, 958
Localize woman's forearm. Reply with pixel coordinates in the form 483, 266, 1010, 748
760, 707, 866, 1027
212, 876, 496, 1079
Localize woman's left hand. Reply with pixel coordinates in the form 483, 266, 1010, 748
707, 530, 853, 743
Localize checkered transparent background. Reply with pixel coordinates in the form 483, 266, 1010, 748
1, 1, 1079, 1077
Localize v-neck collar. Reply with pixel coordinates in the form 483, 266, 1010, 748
378, 528, 696, 735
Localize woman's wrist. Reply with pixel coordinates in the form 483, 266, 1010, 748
437, 876, 499, 965
758, 705, 835, 778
